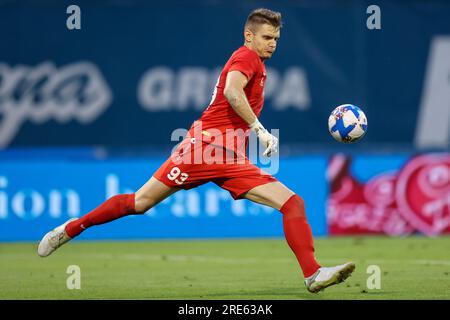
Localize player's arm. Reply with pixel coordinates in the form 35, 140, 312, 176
224, 70, 278, 157
223, 70, 257, 125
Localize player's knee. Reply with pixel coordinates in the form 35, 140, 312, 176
280, 194, 306, 218
295, 194, 305, 209
291, 194, 306, 213
134, 195, 157, 214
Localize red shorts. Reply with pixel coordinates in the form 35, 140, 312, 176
153, 135, 277, 200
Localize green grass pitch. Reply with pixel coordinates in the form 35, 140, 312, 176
1, 236, 449, 299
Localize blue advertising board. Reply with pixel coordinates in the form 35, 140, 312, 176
0, 156, 327, 241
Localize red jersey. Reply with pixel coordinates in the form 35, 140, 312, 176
154, 46, 277, 194
187, 46, 267, 155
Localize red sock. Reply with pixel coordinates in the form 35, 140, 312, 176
280, 194, 321, 278
65, 194, 136, 238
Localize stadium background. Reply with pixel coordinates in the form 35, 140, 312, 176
0, 0, 449, 242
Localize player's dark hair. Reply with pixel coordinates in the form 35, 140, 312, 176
245, 8, 283, 32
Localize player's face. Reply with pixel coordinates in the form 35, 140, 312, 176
246, 24, 280, 60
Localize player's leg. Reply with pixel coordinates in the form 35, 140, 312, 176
241, 181, 355, 293
241, 181, 321, 277
38, 177, 179, 257
65, 177, 179, 237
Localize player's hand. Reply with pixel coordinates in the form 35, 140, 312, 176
250, 119, 278, 157
260, 130, 278, 157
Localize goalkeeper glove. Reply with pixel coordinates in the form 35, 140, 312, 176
249, 119, 278, 157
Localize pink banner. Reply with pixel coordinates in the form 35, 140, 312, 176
327, 153, 450, 236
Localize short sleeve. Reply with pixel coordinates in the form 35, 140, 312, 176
228, 50, 260, 81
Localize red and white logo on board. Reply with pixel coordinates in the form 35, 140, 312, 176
395, 154, 450, 236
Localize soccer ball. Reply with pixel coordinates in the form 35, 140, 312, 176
328, 104, 368, 143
